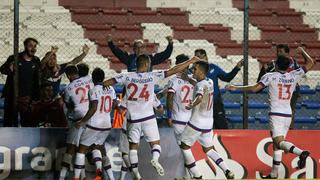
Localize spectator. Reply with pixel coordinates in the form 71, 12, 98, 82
107, 34, 173, 72
257, 44, 309, 129
40, 44, 90, 98
32, 82, 67, 127
0, 37, 41, 127
194, 49, 243, 129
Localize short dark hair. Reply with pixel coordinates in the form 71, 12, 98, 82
40, 81, 52, 89
136, 54, 150, 69
194, 61, 209, 74
77, 63, 89, 77
276, 55, 290, 71
194, 49, 207, 56
23, 37, 38, 46
175, 54, 189, 65
64, 64, 78, 76
92, 68, 105, 84
276, 44, 290, 54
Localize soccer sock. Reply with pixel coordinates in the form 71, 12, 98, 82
103, 156, 115, 180
92, 149, 102, 171
59, 153, 73, 180
181, 149, 201, 178
151, 144, 161, 161
80, 169, 86, 180
279, 141, 303, 155
206, 149, 228, 173
122, 154, 131, 170
74, 153, 85, 179
129, 149, 140, 178
120, 160, 128, 180
270, 150, 282, 177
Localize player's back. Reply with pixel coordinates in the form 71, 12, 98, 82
64, 77, 94, 120
190, 78, 214, 130
261, 68, 305, 115
88, 85, 116, 128
168, 75, 193, 122
114, 71, 165, 121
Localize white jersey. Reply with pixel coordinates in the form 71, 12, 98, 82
87, 84, 116, 129
189, 78, 214, 131
64, 77, 94, 120
120, 94, 162, 130
114, 71, 166, 121
81, 75, 93, 85
259, 67, 306, 116
167, 75, 193, 123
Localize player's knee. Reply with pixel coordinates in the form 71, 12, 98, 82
202, 146, 213, 153
129, 142, 139, 149
180, 142, 190, 150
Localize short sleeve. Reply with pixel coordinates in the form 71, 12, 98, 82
114, 73, 128, 85
89, 88, 99, 102
167, 78, 178, 93
153, 95, 162, 109
292, 67, 306, 81
195, 81, 206, 96
259, 73, 271, 87
152, 71, 166, 83
63, 87, 71, 104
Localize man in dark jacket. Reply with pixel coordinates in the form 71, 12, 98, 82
0, 37, 41, 127
107, 34, 173, 72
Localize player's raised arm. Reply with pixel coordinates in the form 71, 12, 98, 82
226, 83, 264, 93
165, 56, 200, 77
296, 47, 315, 72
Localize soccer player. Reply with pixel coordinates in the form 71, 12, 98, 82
226, 47, 315, 179
103, 54, 200, 179
167, 54, 194, 178
118, 94, 164, 180
59, 65, 94, 180
73, 68, 117, 180
179, 61, 234, 179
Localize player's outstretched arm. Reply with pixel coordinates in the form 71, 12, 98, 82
226, 83, 263, 93
75, 100, 98, 128
41, 46, 58, 68
296, 47, 315, 71
186, 94, 203, 110
68, 44, 90, 65
103, 78, 117, 87
166, 56, 200, 77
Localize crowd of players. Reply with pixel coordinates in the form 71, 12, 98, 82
0, 36, 316, 179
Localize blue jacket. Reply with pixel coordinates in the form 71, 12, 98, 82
207, 63, 240, 101
108, 41, 173, 72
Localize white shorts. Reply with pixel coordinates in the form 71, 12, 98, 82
66, 125, 84, 146
173, 123, 187, 145
127, 118, 160, 144
119, 129, 129, 154
269, 115, 291, 138
180, 125, 214, 148
79, 125, 111, 147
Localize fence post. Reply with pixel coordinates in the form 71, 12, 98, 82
13, 0, 19, 123
243, 0, 249, 129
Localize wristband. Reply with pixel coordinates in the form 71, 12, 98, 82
167, 110, 172, 119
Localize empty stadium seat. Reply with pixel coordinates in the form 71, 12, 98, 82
248, 100, 268, 109
294, 116, 317, 124
226, 114, 255, 123
224, 101, 241, 109
301, 100, 320, 109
